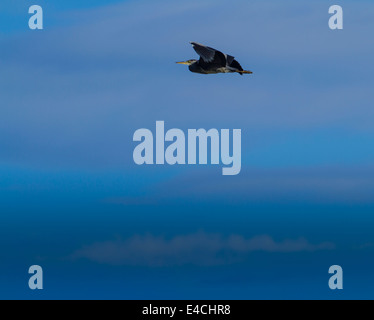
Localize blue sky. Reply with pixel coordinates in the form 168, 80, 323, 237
1, 0, 374, 299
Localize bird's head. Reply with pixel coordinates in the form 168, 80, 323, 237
176, 59, 197, 66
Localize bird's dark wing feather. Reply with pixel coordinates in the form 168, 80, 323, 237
190, 42, 227, 66
230, 59, 243, 71
226, 55, 235, 65
230, 59, 244, 75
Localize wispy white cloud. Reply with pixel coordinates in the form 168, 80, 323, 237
70, 232, 335, 266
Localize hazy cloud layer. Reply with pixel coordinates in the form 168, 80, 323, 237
104, 166, 374, 205
71, 232, 335, 266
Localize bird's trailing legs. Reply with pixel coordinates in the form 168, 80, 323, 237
236, 70, 253, 74
227, 66, 253, 75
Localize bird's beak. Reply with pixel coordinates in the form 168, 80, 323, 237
176, 61, 189, 65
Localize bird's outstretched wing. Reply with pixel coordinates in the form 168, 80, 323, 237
190, 42, 231, 66
190, 42, 216, 62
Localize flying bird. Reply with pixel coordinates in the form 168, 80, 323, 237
177, 42, 253, 76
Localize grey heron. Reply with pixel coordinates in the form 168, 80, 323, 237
177, 42, 253, 76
